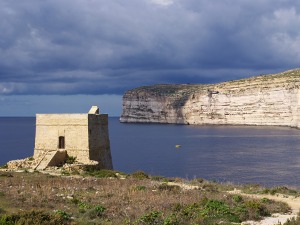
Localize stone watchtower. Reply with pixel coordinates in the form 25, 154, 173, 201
33, 106, 113, 170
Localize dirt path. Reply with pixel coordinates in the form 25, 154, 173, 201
168, 182, 300, 225
229, 189, 300, 225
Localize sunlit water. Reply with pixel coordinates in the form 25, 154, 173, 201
1, 117, 300, 187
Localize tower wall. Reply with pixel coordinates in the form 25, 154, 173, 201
34, 114, 90, 163
33, 107, 113, 169
88, 114, 112, 169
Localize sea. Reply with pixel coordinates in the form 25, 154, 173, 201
1, 117, 300, 187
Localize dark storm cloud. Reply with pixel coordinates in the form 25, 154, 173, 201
0, 0, 300, 95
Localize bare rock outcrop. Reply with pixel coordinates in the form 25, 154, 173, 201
120, 69, 300, 128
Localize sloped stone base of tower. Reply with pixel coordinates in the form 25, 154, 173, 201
34, 150, 67, 170
6, 151, 105, 171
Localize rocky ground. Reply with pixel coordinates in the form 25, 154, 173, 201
0, 168, 299, 224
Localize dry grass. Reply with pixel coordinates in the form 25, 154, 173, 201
0, 170, 292, 224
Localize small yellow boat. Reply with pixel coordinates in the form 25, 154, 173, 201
175, 145, 181, 148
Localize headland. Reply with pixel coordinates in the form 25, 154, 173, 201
121, 69, 300, 128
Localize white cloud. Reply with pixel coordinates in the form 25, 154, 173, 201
151, 0, 174, 6
0, 83, 26, 94
259, 7, 300, 62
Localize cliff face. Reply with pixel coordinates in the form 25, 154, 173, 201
120, 69, 300, 127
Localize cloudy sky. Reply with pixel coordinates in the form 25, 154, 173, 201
0, 0, 299, 116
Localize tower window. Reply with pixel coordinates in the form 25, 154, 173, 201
58, 136, 65, 149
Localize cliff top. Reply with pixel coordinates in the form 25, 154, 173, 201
125, 68, 300, 96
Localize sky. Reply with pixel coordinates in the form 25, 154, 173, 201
0, 0, 300, 116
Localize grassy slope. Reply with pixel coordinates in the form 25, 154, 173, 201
0, 170, 295, 225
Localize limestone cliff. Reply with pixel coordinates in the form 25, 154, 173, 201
120, 69, 300, 127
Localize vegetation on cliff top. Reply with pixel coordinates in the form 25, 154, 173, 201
126, 68, 300, 96
0, 169, 297, 224
130, 84, 208, 96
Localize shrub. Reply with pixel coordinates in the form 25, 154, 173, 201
61, 170, 70, 176
95, 205, 105, 214
78, 202, 91, 213
244, 200, 270, 220
271, 186, 299, 196
194, 178, 204, 183
163, 213, 180, 225
85, 169, 117, 178
88, 205, 106, 218
0, 172, 13, 177
204, 200, 233, 218
262, 186, 299, 196
135, 185, 146, 191
150, 176, 166, 181
0, 164, 7, 169
70, 197, 80, 205
261, 197, 271, 203
157, 183, 180, 192
138, 211, 163, 225
0, 208, 4, 215
65, 156, 76, 164
55, 210, 71, 220
0, 210, 69, 225
262, 188, 270, 194
180, 203, 202, 219
131, 171, 149, 180
232, 195, 243, 203
270, 189, 277, 195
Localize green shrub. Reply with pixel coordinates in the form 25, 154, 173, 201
86, 205, 106, 218
95, 205, 105, 214
138, 211, 163, 225
270, 189, 277, 195
163, 213, 180, 225
55, 210, 71, 220
244, 200, 270, 220
70, 169, 80, 175
150, 176, 166, 181
194, 178, 204, 183
131, 171, 149, 180
70, 197, 80, 205
204, 200, 235, 218
135, 185, 146, 191
157, 183, 180, 192
85, 169, 117, 178
261, 198, 271, 203
61, 170, 70, 176
0, 208, 4, 215
0, 164, 7, 169
0, 172, 13, 177
65, 156, 76, 164
181, 203, 202, 219
270, 186, 299, 196
0, 210, 69, 225
232, 195, 243, 203
262, 188, 270, 194
78, 202, 91, 213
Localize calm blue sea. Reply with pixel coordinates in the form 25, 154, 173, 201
1, 117, 300, 187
